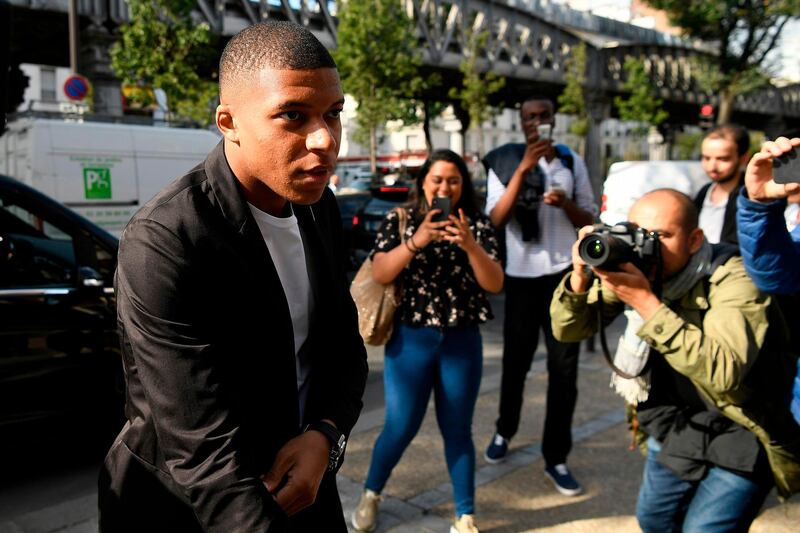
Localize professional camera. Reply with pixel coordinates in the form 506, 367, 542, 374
578, 222, 660, 272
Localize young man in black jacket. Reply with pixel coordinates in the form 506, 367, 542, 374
98, 21, 368, 532
694, 124, 751, 245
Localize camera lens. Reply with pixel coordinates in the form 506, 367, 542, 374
586, 238, 605, 260
578, 233, 611, 267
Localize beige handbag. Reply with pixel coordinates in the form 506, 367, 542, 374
350, 208, 408, 346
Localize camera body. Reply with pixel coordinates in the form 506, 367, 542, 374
578, 222, 660, 272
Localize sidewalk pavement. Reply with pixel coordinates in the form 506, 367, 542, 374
1, 296, 797, 533
338, 294, 800, 533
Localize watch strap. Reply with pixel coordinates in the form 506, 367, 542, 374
304, 421, 346, 472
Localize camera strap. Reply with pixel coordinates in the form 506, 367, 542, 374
597, 295, 652, 379
597, 242, 663, 380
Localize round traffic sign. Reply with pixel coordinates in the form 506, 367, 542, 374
64, 75, 90, 101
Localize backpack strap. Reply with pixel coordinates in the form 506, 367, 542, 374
554, 143, 576, 198
554, 143, 574, 174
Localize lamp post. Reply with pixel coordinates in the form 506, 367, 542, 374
68, 0, 79, 73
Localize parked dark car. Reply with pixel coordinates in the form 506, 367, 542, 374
0, 174, 123, 453
335, 189, 372, 270
350, 182, 412, 264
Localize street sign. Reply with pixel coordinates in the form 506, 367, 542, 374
63, 74, 90, 101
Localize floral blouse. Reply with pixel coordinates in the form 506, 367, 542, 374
371, 207, 500, 328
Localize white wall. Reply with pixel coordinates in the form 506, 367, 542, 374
18, 64, 75, 113
340, 93, 652, 178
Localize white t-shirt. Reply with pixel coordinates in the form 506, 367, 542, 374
485, 150, 597, 278
247, 203, 314, 420
698, 184, 727, 244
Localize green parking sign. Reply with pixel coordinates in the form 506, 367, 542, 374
83, 167, 112, 199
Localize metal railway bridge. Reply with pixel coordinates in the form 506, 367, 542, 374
5, 0, 800, 184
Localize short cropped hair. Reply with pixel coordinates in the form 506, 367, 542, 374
219, 21, 336, 96
640, 188, 699, 231
704, 124, 750, 158
520, 94, 554, 110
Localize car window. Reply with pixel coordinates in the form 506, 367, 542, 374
0, 198, 76, 288
91, 237, 116, 282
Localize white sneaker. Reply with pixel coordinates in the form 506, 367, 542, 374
351, 489, 381, 532
450, 513, 480, 533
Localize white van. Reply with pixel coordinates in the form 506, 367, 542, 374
600, 160, 708, 225
0, 118, 220, 235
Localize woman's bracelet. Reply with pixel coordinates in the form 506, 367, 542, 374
409, 233, 421, 251
405, 238, 418, 254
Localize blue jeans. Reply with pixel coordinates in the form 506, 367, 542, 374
365, 323, 483, 516
636, 438, 771, 533
791, 359, 800, 425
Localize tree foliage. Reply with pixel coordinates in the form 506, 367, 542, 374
557, 42, 589, 138
334, 0, 432, 170
448, 29, 506, 156
110, 0, 218, 126
614, 57, 669, 135
643, 0, 800, 123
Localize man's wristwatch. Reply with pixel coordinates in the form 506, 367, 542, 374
304, 421, 347, 472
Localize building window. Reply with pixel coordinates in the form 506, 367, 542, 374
406, 134, 421, 150
41, 67, 57, 102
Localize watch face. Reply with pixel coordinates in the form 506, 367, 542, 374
326, 433, 346, 472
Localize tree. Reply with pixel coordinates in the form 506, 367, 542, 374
448, 29, 506, 157
644, 0, 800, 124
421, 100, 448, 152
334, 0, 431, 172
557, 42, 589, 142
110, 0, 218, 126
614, 57, 669, 135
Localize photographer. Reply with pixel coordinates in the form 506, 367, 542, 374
551, 189, 800, 532
736, 135, 800, 426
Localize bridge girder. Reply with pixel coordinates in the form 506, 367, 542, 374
7, 0, 800, 128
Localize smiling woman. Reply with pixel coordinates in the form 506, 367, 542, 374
352, 149, 503, 533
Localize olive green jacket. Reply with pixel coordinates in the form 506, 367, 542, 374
550, 257, 800, 499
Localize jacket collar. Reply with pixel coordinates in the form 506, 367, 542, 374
204, 140, 254, 234
203, 140, 332, 324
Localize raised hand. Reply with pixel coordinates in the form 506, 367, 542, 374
442, 209, 478, 252
410, 208, 453, 249
745, 136, 800, 202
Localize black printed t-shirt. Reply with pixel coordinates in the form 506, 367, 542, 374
371, 207, 500, 328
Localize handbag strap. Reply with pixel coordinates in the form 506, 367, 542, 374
395, 207, 408, 244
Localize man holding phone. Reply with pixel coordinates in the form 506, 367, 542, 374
736, 135, 800, 425
482, 95, 596, 495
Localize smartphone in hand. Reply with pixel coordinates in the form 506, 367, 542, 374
430, 196, 452, 222
773, 147, 800, 184
537, 124, 552, 142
